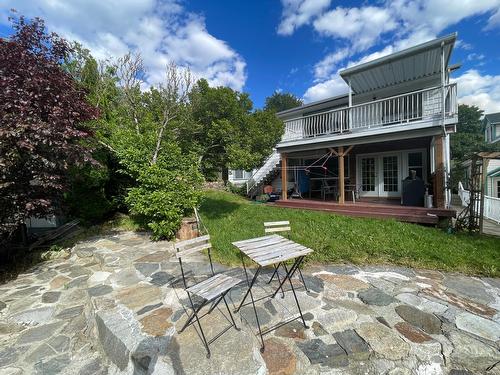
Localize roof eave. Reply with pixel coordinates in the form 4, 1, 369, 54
339, 33, 457, 79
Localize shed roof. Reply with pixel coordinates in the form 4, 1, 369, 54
484, 112, 500, 124
339, 33, 457, 94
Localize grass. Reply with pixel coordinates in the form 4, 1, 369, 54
199, 189, 500, 277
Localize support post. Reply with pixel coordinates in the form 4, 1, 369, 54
433, 136, 445, 208
281, 153, 288, 200
479, 157, 489, 235
339, 146, 345, 205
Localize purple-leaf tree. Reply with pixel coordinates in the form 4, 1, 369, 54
0, 14, 99, 240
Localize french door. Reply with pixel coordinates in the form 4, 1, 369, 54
360, 157, 378, 196
359, 154, 400, 197
380, 155, 400, 197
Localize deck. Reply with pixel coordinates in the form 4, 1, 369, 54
273, 199, 456, 224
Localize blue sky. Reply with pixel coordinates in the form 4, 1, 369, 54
1, 1, 500, 111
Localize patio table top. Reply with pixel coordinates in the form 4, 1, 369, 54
232, 234, 313, 267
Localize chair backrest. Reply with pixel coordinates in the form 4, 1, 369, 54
175, 235, 213, 289
264, 221, 291, 234
175, 235, 211, 259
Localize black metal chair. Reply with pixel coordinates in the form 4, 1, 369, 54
175, 235, 241, 358
263, 221, 308, 294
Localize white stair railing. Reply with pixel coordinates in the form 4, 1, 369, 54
246, 150, 280, 194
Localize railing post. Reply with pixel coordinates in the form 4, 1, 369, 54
348, 80, 352, 131
281, 153, 288, 200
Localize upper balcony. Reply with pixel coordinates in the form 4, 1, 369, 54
281, 83, 457, 143
277, 33, 459, 147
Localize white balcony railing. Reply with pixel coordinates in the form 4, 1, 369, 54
282, 83, 457, 142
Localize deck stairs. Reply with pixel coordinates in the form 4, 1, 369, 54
246, 149, 281, 196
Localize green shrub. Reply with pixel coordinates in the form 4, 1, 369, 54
125, 144, 204, 240
226, 182, 247, 196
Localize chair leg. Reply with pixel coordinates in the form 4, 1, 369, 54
179, 302, 204, 333
223, 294, 240, 331
193, 308, 211, 359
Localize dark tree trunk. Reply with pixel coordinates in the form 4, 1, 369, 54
222, 167, 229, 185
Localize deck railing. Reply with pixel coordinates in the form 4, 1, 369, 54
282, 83, 457, 142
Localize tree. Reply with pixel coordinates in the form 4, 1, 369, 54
264, 91, 303, 112
188, 79, 284, 182
0, 15, 98, 239
451, 105, 485, 163
450, 104, 500, 187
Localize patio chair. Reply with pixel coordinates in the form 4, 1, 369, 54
175, 235, 241, 358
321, 179, 338, 201
263, 221, 308, 293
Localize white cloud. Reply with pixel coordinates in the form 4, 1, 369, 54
466, 53, 485, 61
453, 69, 500, 113
313, 6, 397, 51
485, 7, 500, 29
277, 0, 331, 35
1, 0, 247, 90
313, 48, 349, 80
303, 76, 348, 102
298, 0, 500, 103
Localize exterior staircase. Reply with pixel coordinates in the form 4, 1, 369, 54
246, 149, 281, 197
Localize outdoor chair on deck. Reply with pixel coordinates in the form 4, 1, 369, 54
175, 235, 241, 358
263, 221, 308, 293
321, 179, 338, 201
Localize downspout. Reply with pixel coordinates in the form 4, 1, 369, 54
441, 41, 450, 208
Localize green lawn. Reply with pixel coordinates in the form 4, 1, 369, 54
199, 190, 500, 277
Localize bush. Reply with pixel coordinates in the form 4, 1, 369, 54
226, 182, 247, 196
125, 144, 204, 240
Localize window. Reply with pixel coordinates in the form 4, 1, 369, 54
361, 157, 376, 191
383, 156, 399, 192
497, 180, 500, 199
408, 152, 424, 179
233, 170, 244, 179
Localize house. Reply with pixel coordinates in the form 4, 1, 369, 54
461, 113, 500, 199
484, 112, 500, 144
247, 34, 459, 223
483, 113, 500, 197
228, 169, 254, 186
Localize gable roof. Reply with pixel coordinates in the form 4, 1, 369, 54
484, 112, 500, 124
340, 33, 457, 94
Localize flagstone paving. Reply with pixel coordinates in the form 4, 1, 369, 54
0, 231, 500, 374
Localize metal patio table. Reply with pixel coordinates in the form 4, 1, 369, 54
232, 234, 313, 352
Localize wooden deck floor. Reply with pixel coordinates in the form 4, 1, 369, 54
273, 199, 456, 224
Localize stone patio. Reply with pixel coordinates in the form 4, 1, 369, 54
0, 231, 499, 374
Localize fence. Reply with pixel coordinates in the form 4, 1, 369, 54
458, 182, 500, 223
